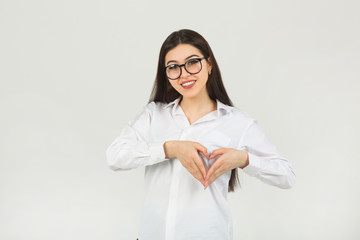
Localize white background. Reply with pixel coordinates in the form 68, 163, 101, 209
1, 0, 359, 239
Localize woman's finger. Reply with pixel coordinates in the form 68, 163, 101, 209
188, 160, 206, 185
195, 143, 210, 159
209, 148, 226, 159
193, 154, 207, 180
206, 161, 226, 185
205, 156, 223, 186
207, 168, 224, 187
206, 161, 228, 189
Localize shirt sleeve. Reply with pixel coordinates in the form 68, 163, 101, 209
239, 120, 296, 189
106, 103, 167, 171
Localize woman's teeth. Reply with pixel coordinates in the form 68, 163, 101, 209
181, 81, 195, 86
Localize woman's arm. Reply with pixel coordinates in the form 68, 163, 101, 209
106, 103, 167, 171
240, 120, 296, 189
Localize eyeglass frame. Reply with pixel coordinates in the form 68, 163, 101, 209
164, 57, 207, 80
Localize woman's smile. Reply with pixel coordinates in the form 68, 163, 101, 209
181, 80, 197, 89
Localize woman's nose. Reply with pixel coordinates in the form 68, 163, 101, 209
179, 65, 190, 78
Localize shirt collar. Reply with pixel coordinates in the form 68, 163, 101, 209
216, 99, 233, 116
164, 97, 181, 109
164, 97, 233, 116
163, 98, 182, 116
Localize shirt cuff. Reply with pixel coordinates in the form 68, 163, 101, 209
242, 152, 268, 176
149, 143, 166, 164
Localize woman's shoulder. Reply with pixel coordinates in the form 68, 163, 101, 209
224, 104, 256, 125
232, 107, 254, 119
216, 100, 253, 120
144, 101, 169, 113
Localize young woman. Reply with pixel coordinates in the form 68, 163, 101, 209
106, 29, 295, 240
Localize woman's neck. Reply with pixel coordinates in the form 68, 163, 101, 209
179, 94, 217, 124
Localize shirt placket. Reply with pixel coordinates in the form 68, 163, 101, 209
165, 104, 221, 239
165, 113, 190, 240
165, 158, 180, 240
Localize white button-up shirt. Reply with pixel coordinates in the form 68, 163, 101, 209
106, 98, 295, 240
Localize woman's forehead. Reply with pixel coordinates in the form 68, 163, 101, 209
165, 44, 202, 63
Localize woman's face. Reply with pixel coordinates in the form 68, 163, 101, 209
164, 44, 212, 100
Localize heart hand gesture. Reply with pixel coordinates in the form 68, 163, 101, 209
163, 141, 210, 187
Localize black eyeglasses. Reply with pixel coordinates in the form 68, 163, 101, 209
165, 57, 206, 80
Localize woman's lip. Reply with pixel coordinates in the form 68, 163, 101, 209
181, 80, 196, 89
180, 80, 196, 85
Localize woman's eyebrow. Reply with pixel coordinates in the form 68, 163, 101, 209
166, 54, 200, 65
185, 54, 200, 60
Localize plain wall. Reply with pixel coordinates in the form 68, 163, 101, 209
1, 0, 359, 239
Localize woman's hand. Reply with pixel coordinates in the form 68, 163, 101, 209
204, 148, 249, 189
163, 141, 209, 186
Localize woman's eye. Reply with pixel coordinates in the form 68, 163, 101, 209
187, 59, 198, 65
168, 65, 178, 70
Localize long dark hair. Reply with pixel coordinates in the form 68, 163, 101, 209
149, 29, 239, 192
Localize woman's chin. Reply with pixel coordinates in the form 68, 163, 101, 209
180, 91, 199, 100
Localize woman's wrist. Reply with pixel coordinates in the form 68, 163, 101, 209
163, 141, 176, 158
239, 151, 249, 169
